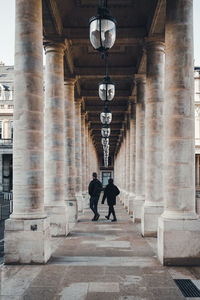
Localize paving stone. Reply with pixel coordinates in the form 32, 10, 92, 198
86, 292, 119, 300
148, 287, 185, 300
58, 283, 88, 300
88, 282, 120, 293
22, 287, 58, 300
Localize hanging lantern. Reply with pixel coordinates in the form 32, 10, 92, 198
104, 160, 108, 167
101, 125, 110, 138
89, 2, 116, 52
99, 76, 115, 101
104, 150, 109, 156
104, 151, 109, 158
103, 144, 109, 151
101, 137, 109, 146
100, 111, 112, 124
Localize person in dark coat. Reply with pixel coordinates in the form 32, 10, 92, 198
101, 178, 120, 222
88, 172, 102, 221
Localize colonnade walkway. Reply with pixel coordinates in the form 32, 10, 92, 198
1, 200, 200, 300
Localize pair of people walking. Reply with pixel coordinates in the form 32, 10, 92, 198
88, 172, 120, 222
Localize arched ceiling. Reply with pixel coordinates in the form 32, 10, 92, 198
42, 0, 166, 159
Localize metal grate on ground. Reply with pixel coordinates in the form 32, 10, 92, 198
174, 279, 200, 298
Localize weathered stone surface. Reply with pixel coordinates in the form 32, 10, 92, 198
44, 42, 68, 236
133, 77, 146, 222
4, 0, 51, 263
4, 217, 51, 264
157, 0, 199, 265
64, 79, 78, 227
74, 99, 83, 212
141, 41, 165, 236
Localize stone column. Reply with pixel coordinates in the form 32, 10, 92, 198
0, 155, 3, 192
120, 138, 124, 203
133, 77, 146, 223
64, 79, 77, 229
125, 119, 130, 210
81, 111, 87, 208
158, 0, 200, 265
141, 41, 165, 237
44, 42, 68, 236
121, 135, 126, 206
128, 101, 136, 215
4, 0, 51, 264
85, 120, 90, 192
74, 98, 83, 212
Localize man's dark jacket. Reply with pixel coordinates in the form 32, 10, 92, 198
102, 183, 120, 206
88, 179, 102, 198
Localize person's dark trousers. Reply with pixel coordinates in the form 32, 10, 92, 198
90, 196, 99, 219
108, 205, 116, 220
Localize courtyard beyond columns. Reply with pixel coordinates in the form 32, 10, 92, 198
1, 199, 200, 300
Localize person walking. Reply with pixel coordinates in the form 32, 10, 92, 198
101, 178, 120, 222
88, 172, 102, 221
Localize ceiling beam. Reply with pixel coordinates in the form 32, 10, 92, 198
86, 105, 127, 112
75, 66, 136, 76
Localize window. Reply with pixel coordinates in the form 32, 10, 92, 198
102, 172, 112, 188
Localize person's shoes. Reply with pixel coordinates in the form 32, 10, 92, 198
95, 213, 100, 221
105, 215, 109, 220
92, 216, 96, 221
112, 218, 117, 222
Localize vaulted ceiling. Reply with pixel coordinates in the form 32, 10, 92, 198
42, 0, 166, 160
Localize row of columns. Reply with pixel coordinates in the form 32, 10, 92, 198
115, 0, 200, 265
4, 0, 99, 264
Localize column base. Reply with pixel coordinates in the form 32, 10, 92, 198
4, 217, 51, 264
133, 195, 145, 223
158, 216, 200, 266
123, 192, 129, 209
66, 199, 78, 230
128, 193, 135, 215
120, 190, 125, 205
76, 194, 83, 212
141, 203, 163, 237
83, 193, 90, 210
45, 205, 69, 237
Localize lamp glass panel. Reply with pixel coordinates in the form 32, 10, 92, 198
101, 138, 109, 145
100, 112, 112, 124
101, 127, 111, 137
90, 18, 116, 50
99, 83, 115, 101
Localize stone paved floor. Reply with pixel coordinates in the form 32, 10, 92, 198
1, 200, 200, 300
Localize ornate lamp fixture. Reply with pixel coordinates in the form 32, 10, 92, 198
101, 125, 111, 138
99, 76, 115, 101
89, 0, 116, 53
100, 110, 112, 124
104, 149, 109, 156
101, 137, 109, 146
103, 144, 109, 151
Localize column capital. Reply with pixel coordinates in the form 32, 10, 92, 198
144, 39, 165, 53
129, 96, 136, 104
75, 97, 84, 105
43, 40, 66, 55
64, 77, 77, 86
134, 74, 146, 84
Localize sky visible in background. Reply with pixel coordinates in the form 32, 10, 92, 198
0, 0, 200, 66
